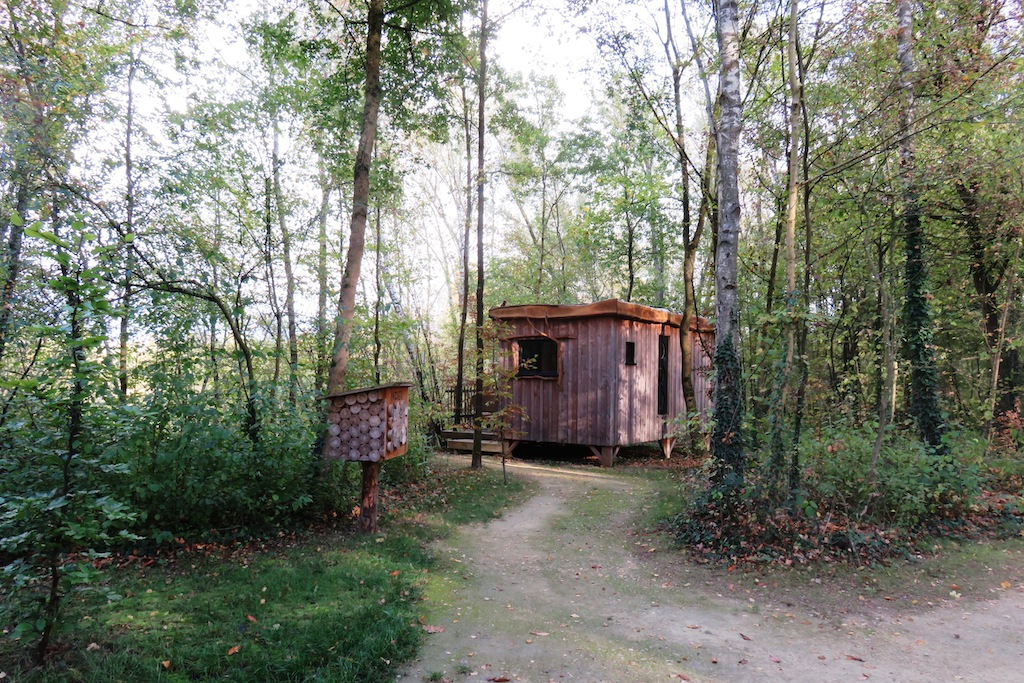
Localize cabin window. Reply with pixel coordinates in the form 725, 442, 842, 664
657, 335, 670, 415
625, 341, 636, 366
517, 338, 558, 378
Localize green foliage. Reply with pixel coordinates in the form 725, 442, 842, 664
0, 460, 529, 682
710, 336, 745, 485
676, 480, 904, 566
679, 420, 987, 565
0, 217, 138, 661
800, 423, 981, 529
103, 387, 336, 533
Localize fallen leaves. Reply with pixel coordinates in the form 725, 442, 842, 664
423, 624, 445, 633
227, 645, 240, 656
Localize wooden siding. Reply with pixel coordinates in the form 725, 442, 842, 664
616, 319, 684, 445
689, 323, 716, 419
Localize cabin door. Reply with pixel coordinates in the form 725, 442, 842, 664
657, 335, 669, 415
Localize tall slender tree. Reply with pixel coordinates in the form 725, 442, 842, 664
325, 0, 385, 395
710, 0, 745, 485
897, 0, 946, 453
471, 0, 489, 469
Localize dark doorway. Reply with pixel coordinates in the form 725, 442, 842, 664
657, 335, 669, 415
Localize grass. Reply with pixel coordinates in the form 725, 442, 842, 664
0, 456, 533, 683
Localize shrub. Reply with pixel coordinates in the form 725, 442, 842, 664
800, 421, 982, 528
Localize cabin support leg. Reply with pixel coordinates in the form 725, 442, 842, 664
659, 437, 676, 459
589, 445, 619, 467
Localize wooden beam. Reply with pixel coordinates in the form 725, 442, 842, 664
588, 445, 619, 467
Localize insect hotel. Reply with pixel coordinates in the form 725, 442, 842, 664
323, 382, 411, 532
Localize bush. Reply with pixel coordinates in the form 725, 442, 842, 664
676, 422, 987, 565
676, 476, 903, 565
800, 421, 982, 528
103, 378, 361, 534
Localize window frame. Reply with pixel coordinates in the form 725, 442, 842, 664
516, 337, 559, 378
625, 340, 636, 366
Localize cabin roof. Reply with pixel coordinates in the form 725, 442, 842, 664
490, 298, 700, 329
489, 298, 680, 327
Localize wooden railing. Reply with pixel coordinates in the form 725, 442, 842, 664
444, 385, 500, 425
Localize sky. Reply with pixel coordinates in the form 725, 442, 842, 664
490, 0, 602, 121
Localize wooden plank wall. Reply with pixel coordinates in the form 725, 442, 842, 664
507, 316, 692, 448
689, 328, 715, 419
615, 320, 685, 445
507, 317, 619, 446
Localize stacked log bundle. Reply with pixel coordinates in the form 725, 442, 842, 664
323, 383, 411, 462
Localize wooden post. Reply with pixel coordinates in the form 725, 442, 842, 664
359, 461, 381, 533
589, 445, 619, 467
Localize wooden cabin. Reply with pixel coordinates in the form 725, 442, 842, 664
489, 299, 714, 466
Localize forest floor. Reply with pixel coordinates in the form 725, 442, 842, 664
396, 454, 1024, 683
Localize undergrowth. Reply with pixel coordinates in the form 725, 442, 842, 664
676, 424, 1024, 566
0, 456, 531, 682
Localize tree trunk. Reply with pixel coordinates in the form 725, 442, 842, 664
315, 168, 333, 394
325, 0, 385, 395
272, 121, 299, 405
359, 461, 381, 533
682, 134, 715, 427
0, 179, 29, 366
264, 175, 284, 395
118, 52, 138, 398
898, 0, 946, 453
373, 203, 383, 384
455, 83, 473, 425
625, 206, 636, 302
768, 0, 803, 502
710, 0, 745, 486
868, 232, 895, 482
472, 0, 489, 470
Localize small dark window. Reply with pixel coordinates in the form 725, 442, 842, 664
625, 341, 636, 366
517, 338, 558, 378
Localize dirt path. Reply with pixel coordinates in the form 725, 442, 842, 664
396, 458, 1024, 683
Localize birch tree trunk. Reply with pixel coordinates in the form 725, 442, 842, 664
710, 0, 745, 485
